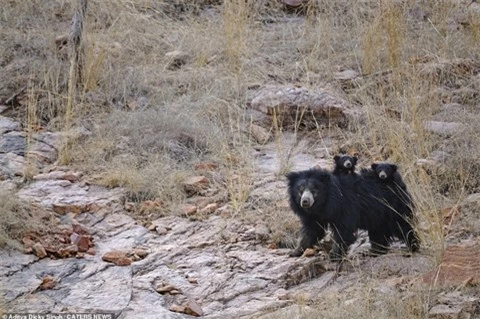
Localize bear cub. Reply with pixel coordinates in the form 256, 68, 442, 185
333, 155, 358, 175
370, 163, 406, 190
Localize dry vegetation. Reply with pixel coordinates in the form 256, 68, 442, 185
1, 0, 480, 317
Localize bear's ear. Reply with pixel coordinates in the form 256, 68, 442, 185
333, 155, 340, 162
391, 164, 398, 172
371, 163, 378, 169
352, 156, 358, 164
285, 171, 299, 182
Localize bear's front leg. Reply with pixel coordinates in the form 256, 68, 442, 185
289, 221, 326, 257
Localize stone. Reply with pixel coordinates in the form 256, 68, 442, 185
165, 50, 189, 69
428, 304, 462, 319
422, 241, 480, 287
133, 248, 149, 258
57, 245, 78, 258
39, 276, 56, 290
303, 248, 316, 257
32, 242, 47, 258
0, 116, 21, 134
333, 69, 360, 81
115, 257, 132, 266
155, 225, 168, 235
250, 85, 359, 129
424, 121, 467, 137
70, 233, 91, 252
181, 204, 198, 216
250, 124, 271, 144
33, 171, 82, 182
169, 304, 186, 314
199, 203, 218, 214
138, 200, 163, 213
0, 153, 25, 177
185, 299, 204, 317
0, 131, 26, 155
102, 251, 132, 266
183, 176, 209, 195
156, 284, 178, 295
254, 224, 270, 239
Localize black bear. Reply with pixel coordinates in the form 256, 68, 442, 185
370, 163, 407, 190
333, 155, 358, 175
286, 167, 419, 260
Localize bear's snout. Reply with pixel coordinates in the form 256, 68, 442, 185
379, 171, 387, 179
300, 189, 314, 208
344, 160, 352, 168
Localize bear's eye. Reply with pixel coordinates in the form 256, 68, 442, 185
298, 186, 305, 192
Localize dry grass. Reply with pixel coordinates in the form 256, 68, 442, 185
1, 0, 480, 316
0, 191, 29, 250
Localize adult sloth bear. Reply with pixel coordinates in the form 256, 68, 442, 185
286, 167, 419, 260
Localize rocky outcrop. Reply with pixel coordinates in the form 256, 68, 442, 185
248, 85, 362, 130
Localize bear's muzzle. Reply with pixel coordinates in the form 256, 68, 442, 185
300, 189, 314, 208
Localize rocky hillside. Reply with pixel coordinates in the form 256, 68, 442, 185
1, 1, 480, 318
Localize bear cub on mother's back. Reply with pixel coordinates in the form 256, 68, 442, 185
370, 163, 407, 190
333, 155, 358, 175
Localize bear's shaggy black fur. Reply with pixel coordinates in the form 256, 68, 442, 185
286, 167, 419, 260
359, 165, 419, 254
333, 155, 358, 175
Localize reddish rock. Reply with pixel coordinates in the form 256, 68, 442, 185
70, 233, 91, 252
32, 242, 47, 258
102, 250, 124, 262
72, 223, 89, 235
22, 236, 35, 248
39, 276, 56, 290
183, 176, 209, 195
193, 162, 218, 171
139, 199, 163, 213
422, 241, 480, 287
184, 299, 204, 317
155, 284, 181, 295
199, 203, 218, 214
102, 251, 132, 266
33, 171, 82, 182
169, 304, 186, 314
115, 257, 132, 266
86, 248, 96, 255
181, 204, 197, 216
57, 245, 78, 258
